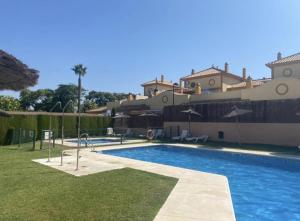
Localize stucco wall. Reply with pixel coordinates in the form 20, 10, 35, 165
107, 77, 300, 111
146, 91, 190, 110
143, 84, 173, 96
121, 99, 146, 106
273, 63, 300, 79
187, 75, 221, 91
222, 75, 242, 84
164, 121, 300, 146
189, 90, 241, 102
241, 77, 300, 100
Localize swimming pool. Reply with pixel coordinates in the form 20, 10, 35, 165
67, 138, 120, 145
102, 145, 300, 221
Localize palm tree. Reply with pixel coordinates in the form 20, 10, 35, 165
72, 64, 87, 152
72, 64, 87, 112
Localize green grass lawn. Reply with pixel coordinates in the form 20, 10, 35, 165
0, 144, 177, 221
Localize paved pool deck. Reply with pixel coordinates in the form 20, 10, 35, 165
33, 143, 238, 221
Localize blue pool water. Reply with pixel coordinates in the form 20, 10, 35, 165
102, 145, 300, 221
68, 138, 120, 145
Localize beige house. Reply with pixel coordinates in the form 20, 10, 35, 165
141, 75, 178, 97
102, 51, 300, 146
180, 64, 242, 93
180, 63, 266, 93
107, 52, 300, 113
266, 52, 300, 79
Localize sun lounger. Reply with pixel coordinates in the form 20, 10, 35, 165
185, 135, 209, 143
155, 129, 164, 139
124, 128, 133, 137
172, 130, 188, 142
107, 127, 115, 136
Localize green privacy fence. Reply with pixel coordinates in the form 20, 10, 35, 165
9, 128, 36, 150
0, 113, 112, 146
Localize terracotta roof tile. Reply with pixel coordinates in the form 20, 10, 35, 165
266, 52, 300, 67
181, 67, 222, 80
181, 67, 242, 81
141, 79, 173, 86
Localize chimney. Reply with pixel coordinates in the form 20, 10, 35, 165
277, 52, 282, 60
160, 74, 164, 82
128, 93, 134, 101
195, 83, 202, 95
224, 62, 228, 73
246, 76, 253, 89
242, 68, 246, 81
191, 69, 195, 75
180, 79, 184, 88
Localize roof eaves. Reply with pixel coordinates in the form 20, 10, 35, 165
180, 67, 221, 80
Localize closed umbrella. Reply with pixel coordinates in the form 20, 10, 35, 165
181, 107, 202, 136
112, 113, 130, 128
0, 50, 39, 91
223, 105, 252, 144
138, 112, 159, 129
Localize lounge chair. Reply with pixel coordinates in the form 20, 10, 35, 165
172, 130, 188, 142
185, 135, 209, 143
155, 129, 164, 139
124, 128, 133, 137
107, 127, 115, 136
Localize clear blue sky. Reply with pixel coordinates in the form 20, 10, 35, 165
1, 0, 300, 97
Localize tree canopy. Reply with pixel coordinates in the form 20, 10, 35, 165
14, 85, 128, 112
72, 64, 87, 77
85, 90, 128, 106
0, 95, 20, 111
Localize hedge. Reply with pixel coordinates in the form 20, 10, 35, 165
0, 114, 112, 145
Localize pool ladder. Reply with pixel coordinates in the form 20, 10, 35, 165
60, 133, 95, 168
80, 133, 95, 152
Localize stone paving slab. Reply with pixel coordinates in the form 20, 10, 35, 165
33, 155, 124, 176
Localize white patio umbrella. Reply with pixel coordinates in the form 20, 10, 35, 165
181, 107, 202, 136
223, 105, 252, 144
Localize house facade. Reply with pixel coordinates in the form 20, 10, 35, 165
266, 52, 300, 79
141, 75, 177, 97
180, 64, 243, 93
103, 51, 300, 146
142, 63, 266, 96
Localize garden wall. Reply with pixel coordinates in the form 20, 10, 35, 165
163, 98, 300, 146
